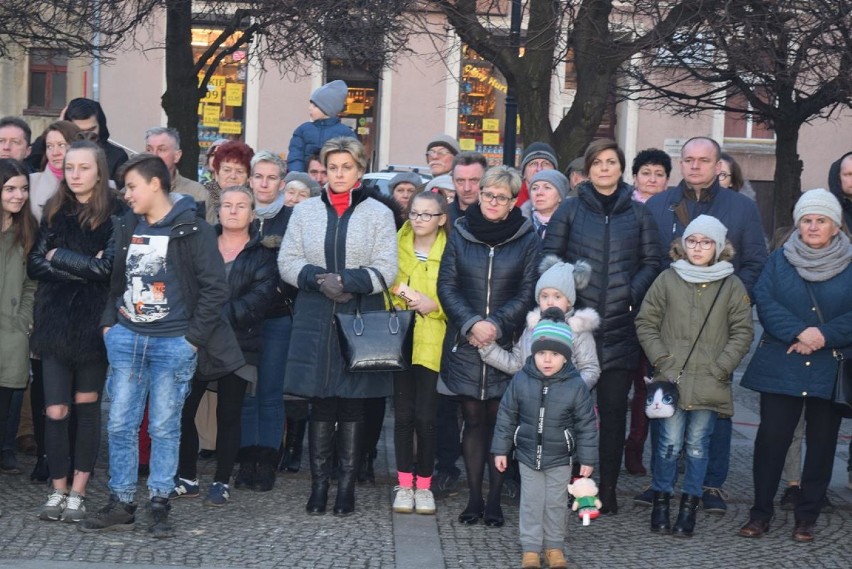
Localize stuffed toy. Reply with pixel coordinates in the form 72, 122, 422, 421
568, 477, 602, 526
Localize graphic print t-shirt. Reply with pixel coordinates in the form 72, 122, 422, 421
117, 216, 188, 337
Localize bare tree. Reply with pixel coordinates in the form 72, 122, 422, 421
423, 0, 709, 166
4, 1, 415, 178
624, 0, 852, 231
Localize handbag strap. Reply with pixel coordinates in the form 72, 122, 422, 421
676, 277, 728, 380
359, 266, 397, 315
804, 283, 825, 324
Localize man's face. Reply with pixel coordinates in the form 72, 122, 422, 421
680, 139, 721, 189
307, 159, 327, 185
523, 158, 554, 185
452, 163, 485, 210
145, 133, 181, 175
426, 146, 455, 176
840, 155, 852, 197
0, 125, 31, 161
71, 115, 100, 138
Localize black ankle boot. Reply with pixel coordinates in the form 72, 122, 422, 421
357, 449, 376, 485
306, 421, 336, 515
650, 491, 672, 533
279, 418, 306, 472
672, 494, 701, 537
255, 447, 277, 492
599, 483, 618, 515
234, 446, 258, 490
333, 421, 363, 516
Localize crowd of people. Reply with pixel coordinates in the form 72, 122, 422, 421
1, 84, 851, 567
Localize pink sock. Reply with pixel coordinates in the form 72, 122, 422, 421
416, 475, 432, 490
398, 471, 414, 488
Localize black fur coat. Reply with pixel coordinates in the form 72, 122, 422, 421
28, 198, 125, 365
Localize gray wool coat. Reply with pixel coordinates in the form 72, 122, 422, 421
278, 188, 398, 399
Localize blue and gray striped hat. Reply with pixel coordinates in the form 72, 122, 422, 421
530, 307, 574, 360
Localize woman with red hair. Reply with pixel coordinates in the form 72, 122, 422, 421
204, 140, 254, 225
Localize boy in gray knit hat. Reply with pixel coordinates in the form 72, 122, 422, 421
287, 80, 357, 174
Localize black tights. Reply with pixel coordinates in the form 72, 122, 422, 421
179, 375, 247, 483
460, 398, 502, 513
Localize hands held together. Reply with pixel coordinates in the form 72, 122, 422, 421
787, 326, 825, 355
316, 273, 353, 304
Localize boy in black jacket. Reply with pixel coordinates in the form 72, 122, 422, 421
80, 154, 239, 538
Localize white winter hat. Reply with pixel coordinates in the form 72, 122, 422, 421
793, 188, 842, 227
682, 214, 728, 261
535, 255, 591, 306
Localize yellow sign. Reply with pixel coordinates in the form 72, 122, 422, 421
347, 102, 365, 115
482, 118, 500, 132
200, 75, 226, 104
482, 132, 500, 145
225, 83, 244, 107
459, 138, 476, 151
198, 102, 204, 116
219, 121, 242, 135
202, 105, 220, 127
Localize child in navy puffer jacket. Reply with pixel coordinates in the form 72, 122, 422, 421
286, 80, 357, 173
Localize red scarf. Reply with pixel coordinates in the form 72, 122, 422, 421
327, 182, 361, 217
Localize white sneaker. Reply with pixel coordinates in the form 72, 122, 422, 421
60, 491, 87, 522
38, 490, 67, 521
414, 488, 436, 515
392, 486, 415, 513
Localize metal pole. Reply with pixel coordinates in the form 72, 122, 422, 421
92, 0, 101, 101
502, 0, 521, 167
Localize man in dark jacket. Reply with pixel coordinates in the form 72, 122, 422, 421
64, 98, 129, 187
79, 154, 240, 538
447, 151, 487, 223
827, 151, 852, 231
644, 136, 768, 514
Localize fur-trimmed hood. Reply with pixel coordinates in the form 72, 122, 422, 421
526, 306, 601, 334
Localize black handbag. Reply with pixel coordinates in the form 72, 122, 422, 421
335, 267, 415, 373
805, 285, 852, 418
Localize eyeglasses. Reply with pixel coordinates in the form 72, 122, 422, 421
480, 191, 514, 205
685, 238, 714, 250
718, 172, 730, 180
408, 211, 444, 221
426, 148, 452, 159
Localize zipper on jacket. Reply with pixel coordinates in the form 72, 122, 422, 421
598, 215, 611, 316
480, 246, 496, 400
324, 214, 341, 391
535, 384, 548, 470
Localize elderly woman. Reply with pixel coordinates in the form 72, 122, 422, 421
279, 137, 397, 517
174, 186, 277, 505
631, 148, 671, 204
523, 169, 569, 238
738, 189, 852, 543
438, 165, 541, 527
204, 140, 254, 225
282, 172, 321, 208
542, 138, 661, 514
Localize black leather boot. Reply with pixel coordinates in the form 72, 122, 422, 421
279, 417, 307, 472
333, 421, 363, 516
234, 446, 257, 490
357, 449, 376, 485
255, 447, 278, 492
672, 494, 701, 537
650, 491, 672, 533
306, 422, 335, 514
599, 476, 618, 515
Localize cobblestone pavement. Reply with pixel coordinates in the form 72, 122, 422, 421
1, 324, 850, 568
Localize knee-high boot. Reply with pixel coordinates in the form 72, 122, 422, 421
306, 421, 336, 515
333, 421, 363, 516
279, 417, 307, 472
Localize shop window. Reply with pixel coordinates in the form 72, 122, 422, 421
27, 49, 67, 113
327, 58, 380, 170
458, 46, 521, 166
193, 27, 249, 170
724, 91, 774, 140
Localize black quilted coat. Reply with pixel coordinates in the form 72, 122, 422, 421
27, 196, 126, 365
542, 181, 661, 372
438, 215, 541, 400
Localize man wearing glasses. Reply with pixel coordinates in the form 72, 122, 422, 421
425, 135, 460, 177
642, 136, 768, 516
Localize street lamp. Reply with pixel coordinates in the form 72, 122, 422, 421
502, 0, 521, 167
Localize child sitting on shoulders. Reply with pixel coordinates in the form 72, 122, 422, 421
286, 80, 356, 173
492, 308, 598, 569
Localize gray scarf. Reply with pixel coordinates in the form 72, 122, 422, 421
255, 194, 286, 220
671, 259, 734, 283
782, 231, 852, 282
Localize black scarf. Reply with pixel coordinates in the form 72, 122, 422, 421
465, 204, 526, 246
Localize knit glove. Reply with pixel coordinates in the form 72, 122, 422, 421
316, 273, 354, 303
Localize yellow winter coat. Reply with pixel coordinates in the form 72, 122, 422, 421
393, 222, 447, 372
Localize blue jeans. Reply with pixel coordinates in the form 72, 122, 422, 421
241, 316, 291, 449
104, 324, 196, 502
703, 416, 732, 488
652, 408, 717, 497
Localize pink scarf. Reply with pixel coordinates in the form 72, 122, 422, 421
47, 163, 64, 180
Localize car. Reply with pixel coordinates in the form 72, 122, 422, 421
361, 166, 432, 196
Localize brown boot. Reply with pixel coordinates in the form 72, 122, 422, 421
623, 440, 647, 476
545, 549, 567, 569
521, 552, 541, 569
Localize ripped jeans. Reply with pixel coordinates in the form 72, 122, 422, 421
104, 324, 197, 502
651, 408, 717, 497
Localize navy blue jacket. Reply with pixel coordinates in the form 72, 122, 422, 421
645, 180, 767, 297
741, 248, 852, 399
287, 118, 356, 172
